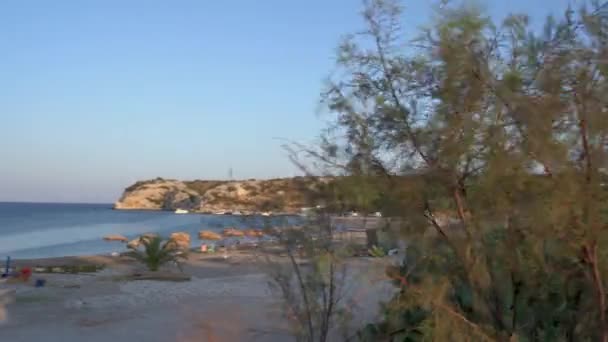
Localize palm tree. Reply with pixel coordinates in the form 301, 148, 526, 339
126, 236, 187, 272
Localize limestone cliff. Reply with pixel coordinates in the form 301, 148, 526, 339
113, 177, 329, 213
113, 178, 201, 211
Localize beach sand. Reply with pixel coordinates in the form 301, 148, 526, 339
0, 248, 395, 342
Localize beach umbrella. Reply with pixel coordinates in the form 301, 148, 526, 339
168, 232, 191, 250
244, 229, 264, 238
127, 233, 159, 249
222, 228, 245, 237
103, 234, 128, 243
198, 230, 222, 240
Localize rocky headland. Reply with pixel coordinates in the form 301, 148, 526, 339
113, 177, 330, 214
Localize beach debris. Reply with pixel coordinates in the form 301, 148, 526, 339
222, 227, 244, 237
199, 230, 222, 240
103, 234, 129, 243
167, 232, 191, 250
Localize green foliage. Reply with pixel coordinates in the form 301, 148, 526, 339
126, 236, 187, 272
320, 175, 384, 214
368, 245, 387, 257
318, 0, 608, 340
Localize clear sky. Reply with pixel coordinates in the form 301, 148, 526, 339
0, 0, 575, 203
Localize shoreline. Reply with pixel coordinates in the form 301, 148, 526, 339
10, 254, 129, 268
112, 206, 303, 217
0, 208, 384, 262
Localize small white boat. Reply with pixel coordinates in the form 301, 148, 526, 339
174, 209, 189, 214
214, 211, 225, 215
232, 211, 242, 216
373, 211, 382, 217
261, 212, 272, 217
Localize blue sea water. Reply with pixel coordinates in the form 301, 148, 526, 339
0, 202, 297, 259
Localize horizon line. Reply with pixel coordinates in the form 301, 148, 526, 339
0, 201, 113, 205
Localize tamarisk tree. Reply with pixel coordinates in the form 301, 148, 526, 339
319, 0, 608, 340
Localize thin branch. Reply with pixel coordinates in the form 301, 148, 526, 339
286, 246, 315, 341
584, 243, 608, 342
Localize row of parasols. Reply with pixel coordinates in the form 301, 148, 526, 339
104, 228, 269, 246
198, 227, 266, 240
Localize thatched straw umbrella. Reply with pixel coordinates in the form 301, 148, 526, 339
168, 232, 191, 250
199, 230, 222, 240
103, 234, 128, 243
222, 228, 245, 237
127, 233, 159, 249
244, 229, 264, 238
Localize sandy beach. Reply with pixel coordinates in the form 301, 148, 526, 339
0, 247, 396, 342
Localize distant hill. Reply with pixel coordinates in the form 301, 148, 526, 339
113, 177, 331, 214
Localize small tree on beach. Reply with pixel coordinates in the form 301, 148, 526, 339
263, 214, 353, 342
126, 236, 187, 272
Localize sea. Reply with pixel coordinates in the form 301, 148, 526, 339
0, 202, 300, 259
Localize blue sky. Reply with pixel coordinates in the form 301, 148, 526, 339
0, 0, 575, 203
